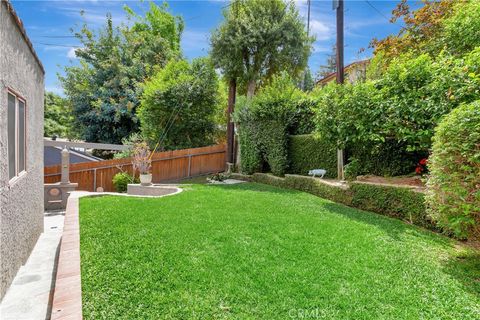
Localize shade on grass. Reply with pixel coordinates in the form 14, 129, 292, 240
79, 183, 480, 319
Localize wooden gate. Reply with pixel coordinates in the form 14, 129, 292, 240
44, 144, 226, 192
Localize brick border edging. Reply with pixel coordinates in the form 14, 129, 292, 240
50, 195, 82, 320
50, 189, 183, 319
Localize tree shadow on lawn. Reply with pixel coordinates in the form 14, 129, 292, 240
211, 182, 446, 244
211, 182, 480, 298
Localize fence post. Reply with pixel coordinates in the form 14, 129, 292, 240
187, 155, 192, 177
93, 168, 97, 191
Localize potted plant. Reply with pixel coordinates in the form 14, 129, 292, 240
132, 142, 152, 186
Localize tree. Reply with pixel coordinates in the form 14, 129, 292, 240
60, 2, 183, 144
299, 67, 315, 92
370, 0, 457, 64
317, 45, 337, 79
210, 0, 313, 97
44, 92, 76, 139
138, 58, 220, 150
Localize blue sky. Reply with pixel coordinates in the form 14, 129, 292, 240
11, 0, 413, 95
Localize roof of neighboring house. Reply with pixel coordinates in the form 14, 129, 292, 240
316, 59, 370, 86
44, 147, 102, 167
2, 0, 45, 74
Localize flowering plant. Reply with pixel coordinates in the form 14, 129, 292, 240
132, 142, 152, 174
415, 158, 428, 175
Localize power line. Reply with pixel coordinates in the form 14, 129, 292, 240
364, 0, 403, 27
35, 42, 82, 48
32, 35, 76, 38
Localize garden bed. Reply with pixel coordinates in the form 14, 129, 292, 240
356, 175, 425, 188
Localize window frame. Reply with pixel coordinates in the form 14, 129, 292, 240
7, 88, 27, 184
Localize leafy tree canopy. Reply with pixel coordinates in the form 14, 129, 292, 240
44, 92, 76, 139
138, 58, 221, 150
210, 0, 313, 97
60, 2, 183, 144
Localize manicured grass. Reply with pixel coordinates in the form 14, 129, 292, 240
79, 183, 480, 319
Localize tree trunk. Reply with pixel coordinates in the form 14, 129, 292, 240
226, 78, 236, 166
246, 79, 256, 98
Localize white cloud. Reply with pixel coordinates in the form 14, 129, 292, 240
45, 85, 65, 96
309, 19, 332, 41
67, 47, 78, 59
312, 44, 331, 54
181, 30, 210, 55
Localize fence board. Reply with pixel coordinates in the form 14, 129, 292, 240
44, 144, 226, 192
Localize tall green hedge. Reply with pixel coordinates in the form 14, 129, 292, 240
234, 73, 308, 176
426, 101, 480, 240
288, 134, 336, 178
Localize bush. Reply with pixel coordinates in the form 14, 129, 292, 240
426, 101, 480, 239
284, 175, 352, 206
443, 1, 480, 55
350, 182, 431, 230
252, 173, 287, 189
346, 141, 425, 177
234, 73, 303, 176
138, 58, 220, 150
288, 134, 336, 178
243, 174, 434, 231
112, 172, 139, 193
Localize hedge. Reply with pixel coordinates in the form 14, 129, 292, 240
426, 101, 480, 239
350, 182, 433, 230
236, 173, 434, 232
288, 134, 337, 178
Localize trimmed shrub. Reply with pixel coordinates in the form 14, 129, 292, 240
350, 182, 431, 230
243, 174, 434, 232
284, 175, 352, 206
234, 73, 306, 176
426, 102, 480, 239
112, 172, 139, 193
288, 134, 336, 178
252, 173, 286, 189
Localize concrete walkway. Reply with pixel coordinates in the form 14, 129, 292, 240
0, 211, 64, 320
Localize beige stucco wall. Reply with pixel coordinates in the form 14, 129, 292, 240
0, 1, 45, 300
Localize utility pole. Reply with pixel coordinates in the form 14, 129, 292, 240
300, 0, 311, 91
307, 0, 311, 36
226, 78, 236, 172
334, 0, 345, 180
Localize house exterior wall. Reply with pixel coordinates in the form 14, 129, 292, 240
0, 1, 45, 300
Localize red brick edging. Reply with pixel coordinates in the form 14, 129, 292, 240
50, 189, 182, 319
51, 195, 83, 320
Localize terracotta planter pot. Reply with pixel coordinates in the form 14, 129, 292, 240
140, 173, 152, 186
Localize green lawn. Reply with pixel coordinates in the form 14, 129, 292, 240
79, 183, 480, 319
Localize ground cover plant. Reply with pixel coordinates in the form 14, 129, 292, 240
80, 183, 480, 319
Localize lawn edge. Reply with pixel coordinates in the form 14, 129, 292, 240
50, 189, 183, 319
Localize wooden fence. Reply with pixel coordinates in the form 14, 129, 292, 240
44, 144, 226, 192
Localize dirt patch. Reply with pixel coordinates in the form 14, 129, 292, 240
356, 175, 425, 188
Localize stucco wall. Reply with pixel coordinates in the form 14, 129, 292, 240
0, 1, 45, 300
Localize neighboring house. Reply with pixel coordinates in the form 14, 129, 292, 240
316, 59, 370, 87
44, 146, 101, 166
0, 0, 45, 300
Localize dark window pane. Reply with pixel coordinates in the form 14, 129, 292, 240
8, 93, 16, 179
18, 100, 25, 172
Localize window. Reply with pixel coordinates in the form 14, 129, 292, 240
7, 91, 26, 181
